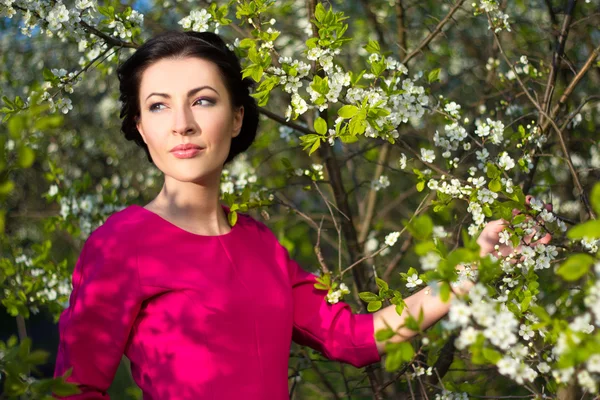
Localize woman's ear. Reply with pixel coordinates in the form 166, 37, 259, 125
135, 116, 147, 144
232, 106, 244, 138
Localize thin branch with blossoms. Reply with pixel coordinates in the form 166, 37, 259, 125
489, 15, 596, 219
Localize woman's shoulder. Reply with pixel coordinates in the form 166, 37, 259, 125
86, 205, 149, 243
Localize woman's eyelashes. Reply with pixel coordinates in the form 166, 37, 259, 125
148, 97, 216, 112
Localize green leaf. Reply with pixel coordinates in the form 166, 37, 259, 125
556, 253, 594, 281
416, 181, 425, 192
489, 178, 502, 192
7, 115, 24, 137
376, 277, 389, 291
338, 105, 359, 119
439, 281, 451, 302
428, 68, 441, 83
0, 180, 15, 195
486, 163, 500, 179
368, 300, 382, 312
395, 302, 405, 315
239, 38, 255, 48
385, 346, 403, 371
359, 292, 379, 302
228, 210, 238, 226
483, 347, 502, 363
314, 117, 327, 135
364, 40, 380, 54
414, 240, 436, 256
42, 68, 55, 81
567, 220, 600, 240
591, 183, 600, 217
409, 214, 433, 240
398, 341, 415, 361
17, 146, 35, 168
308, 137, 321, 155
375, 328, 395, 341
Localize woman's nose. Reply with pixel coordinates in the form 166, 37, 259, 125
172, 105, 197, 136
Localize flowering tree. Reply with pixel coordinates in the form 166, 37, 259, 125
1, 0, 599, 398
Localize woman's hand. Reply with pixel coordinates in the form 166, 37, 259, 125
476, 195, 553, 258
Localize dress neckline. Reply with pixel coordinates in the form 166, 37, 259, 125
130, 204, 239, 238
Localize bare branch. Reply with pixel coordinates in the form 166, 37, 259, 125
402, 0, 467, 64
358, 144, 391, 245
490, 22, 596, 219
539, 0, 577, 128
258, 107, 316, 136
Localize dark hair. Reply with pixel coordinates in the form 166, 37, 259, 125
117, 30, 259, 164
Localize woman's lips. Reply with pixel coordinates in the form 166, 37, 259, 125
171, 148, 203, 158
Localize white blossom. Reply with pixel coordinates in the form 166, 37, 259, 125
385, 232, 400, 247
406, 273, 422, 289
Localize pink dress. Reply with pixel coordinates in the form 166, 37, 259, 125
54, 205, 381, 399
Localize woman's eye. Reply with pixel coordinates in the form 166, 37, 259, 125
194, 98, 215, 107
149, 103, 165, 112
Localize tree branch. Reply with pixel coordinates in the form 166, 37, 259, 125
490, 22, 596, 219
258, 107, 316, 136
402, 0, 467, 64
539, 0, 577, 127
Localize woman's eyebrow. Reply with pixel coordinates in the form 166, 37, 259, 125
145, 86, 219, 101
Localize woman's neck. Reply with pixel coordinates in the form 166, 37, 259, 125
144, 176, 230, 236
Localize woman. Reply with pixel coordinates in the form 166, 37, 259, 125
53, 31, 549, 399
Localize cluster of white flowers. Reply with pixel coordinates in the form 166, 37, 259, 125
474, 118, 505, 145
307, 46, 340, 73
467, 202, 486, 234
434, 390, 468, 400
584, 280, 600, 326
270, 57, 311, 95
37, 274, 71, 303
496, 355, 538, 384
344, 78, 428, 139
477, 0, 511, 32
178, 9, 218, 33
477, 188, 498, 204
444, 102, 461, 118
293, 164, 325, 181
427, 176, 473, 199
326, 283, 350, 304
15, 254, 33, 267
220, 155, 258, 195
433, 122, 469, 158
581, 237, 600, 254
420, 251, 441, 270
410, 365, 432, 379
371, 175, 390, 191
46, 3, 72, 31
433, 226, 448, 239
398, 153, 407, 169
497, 151, 515, 170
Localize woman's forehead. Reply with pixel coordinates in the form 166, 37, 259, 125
139, 57, 224, 94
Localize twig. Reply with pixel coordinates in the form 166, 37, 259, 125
358, 144, 391, 245
315, 218, 330, 274
539, 0, 577, 128
490, 20, 596, 219
402, 0, 467, 64
543, 43, 600, 131
258, 107, 316, 136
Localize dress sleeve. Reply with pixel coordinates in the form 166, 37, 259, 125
53, 227, 143, 399
278, 243, 381, 368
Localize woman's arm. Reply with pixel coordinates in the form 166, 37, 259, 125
373, 206, 551, 355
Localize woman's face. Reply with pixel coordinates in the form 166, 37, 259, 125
136, 56, 244, 185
